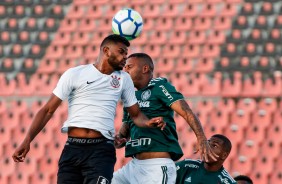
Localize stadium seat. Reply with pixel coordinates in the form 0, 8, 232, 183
66, 4, 84, 19
260, 2, 274, 15
202, 44, 220, 58
142, 4, 161, 18
207, 30, 225, 45
148, 31, 168, 45
37, 59, 57, 74
241, 72, 262, 97
237, 98, 256, 113
71, 32, 89, 46
175, 58, 193, 73
201, 72, 221, 96
260, 138, 280, 160
269, 28, 281, 43
255, 56, 276, 72
0, 74, 16, 96
231, 156, 252, 176
31, 5, 46, 18
38, 157, 58, 176
57, 59, 77, 74
52, 32, 71, 46
0, 31, 11, 45
213, 16, 232, 31
48, 5, 64, 19
262, 72, 282, 97
239, 138, 260, 160
20, 58, 37, 74
64, 45, 83, 59
209, 110, 228, 130
220, 3, 237, 17
245, 123, 265, 144
161, 3, 180, 18
162, 45, 181, 58
0, 58, 15, 72
251, 109, 271, 130
247, 29, 265, 44
249, 171, 268, 184
193, 17, 212, 31
253, 154, 273, 176
45, 45, 64, 59
221, 72, 242, 97
194, 58, 214, 73
226, 29, 244, 44
15, 156, 37, 176
182, 44, 200, 58
224, 122, 244, 148
56, 0, 73, 5
8, 170, 30, 184
155, 17, 173, 31
230, 109, 250, 129
258, 98, 277, 113
4, 18, 19, 32
10, 100, 28, 116
154, 58, 175, 73
42, 18, 59, 32
59, 18, 78, 32
9, 44, 24, 58
232, 15, 249, 29
174, 15, 192, 31
204, 122, 224, 138
30, 172, 51, 184
28, 44, 45, 59
0, 5, 7, 18
182, 3, 198, 18
85, 5, 103, 19
266, 120, 282, 145
0, 156, 15, 178
262, 42, 280, 57
15, 72, 36, 96
273, 15, 282, 28
143, 44, 161, 58
240, 2, 254, 16
23, 18, 39, 32
188, 30, 206, 45
220, 43, 239, 58
254, 15, 268, 29
216, 98, 235, 114
269, 169, 282, 184
34, 31, 51, 47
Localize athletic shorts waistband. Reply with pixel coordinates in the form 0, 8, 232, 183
66, 136, 108, 145
132, 157, 174, 165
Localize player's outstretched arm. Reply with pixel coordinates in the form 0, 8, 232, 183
171, 99, 219, 162
12, 94, 62, 162
126, 103, 166, 130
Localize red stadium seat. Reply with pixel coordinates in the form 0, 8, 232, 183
201, 72, 221, 96
260, 138, 280, 160
174, 15, 192, 31
237, 98, 256, 113
214, 16, 232, 31
224, 124, 244, 148
66, 4, 84, 19
204, 122, 224, 138
266, 121, 282, 145
8, 171, 29, 184
64, 45, 83, 59
31, 5, 46, 18
49, 5, 64, 19
85, 5, 103, 19
231, 156, 252, 176
45, 45, 64, 59
15, 156, 37, 175
142, 4, 161, 18
0, 156, 16, 178
230, 109, 250, 129
72, 32, 90, 46
0, 5, 7, 18
220, 3, 237, 17
57, 59, 77, 74
175, 58, 193, 73
195, 58, 215, 73
217, 98, 235, 114
23, 18, 39, 32
162, 45, 181, 58
221, 72, 242, 97
238, 139, 259, 160
202, 44, 220, 58
193, 17, 212, 31
253, 154, 273, 176
155, 17, 173, 31
269, 169, 282, 184
245, 122, 265, 144
37, 59, 57, 74
148, 31, 168, 45
58, 18, 78, 32
30, 172, 52, 184
38, 157, 58, 176
182, 3, 198, 18
168, 31, 187, 45
262, 72, 282, 97
207, 30, 225, 45
143, 45, 161, 59
0, 31, 11, 45
183, 44, 200, 59
251, 109, 271, 130
154, 58, 175, 73
188, 30, 206, 45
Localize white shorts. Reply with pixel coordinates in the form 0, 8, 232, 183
112, 157, 176, 184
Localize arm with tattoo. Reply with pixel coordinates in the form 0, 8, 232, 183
115, 122, 130, 148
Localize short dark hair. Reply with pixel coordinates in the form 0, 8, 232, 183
128, 53, 154, 71
212, 134, 232, 154
234, 175, 253, 184
100, 34, 130, 48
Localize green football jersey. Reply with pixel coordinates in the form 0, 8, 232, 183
176, 159, 237, 184
123, 77, 184, 161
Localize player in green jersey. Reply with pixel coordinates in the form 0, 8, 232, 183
112, 53, 218, 184
176, 134, 237, 184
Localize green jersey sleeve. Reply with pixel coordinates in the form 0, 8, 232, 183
154, 79, 184, 107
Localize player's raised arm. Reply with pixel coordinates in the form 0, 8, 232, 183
171, 99, 219, 162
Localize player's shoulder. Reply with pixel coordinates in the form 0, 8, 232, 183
176, 159, 202, 168
218, 168, 237, 184
148, 77, 170, 87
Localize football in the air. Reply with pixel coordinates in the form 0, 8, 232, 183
112, 8, 143, 41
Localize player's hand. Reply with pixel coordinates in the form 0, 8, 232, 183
194, 138, 219, 163
146, 117, 166, 130
12, 141, 30, 162
114, 134, 127, 149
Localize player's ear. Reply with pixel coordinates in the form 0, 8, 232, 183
222, 152, 228, 160
103, 46, 110, 57
143, 65, 149, 73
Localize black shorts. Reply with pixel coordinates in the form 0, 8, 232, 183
57, 137, 116, 184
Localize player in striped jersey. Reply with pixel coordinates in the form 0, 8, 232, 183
176, 134, 237, 184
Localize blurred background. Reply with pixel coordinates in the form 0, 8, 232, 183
0, 0, 282, 183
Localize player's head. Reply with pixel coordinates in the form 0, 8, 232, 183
124, 53, 154, 88
234, 175, 253, 184
100, 34, 130, 70
207, 134, 232, 164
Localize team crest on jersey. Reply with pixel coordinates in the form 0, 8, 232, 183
141, 90, 151, 101
96, 176, 109, 184
110, 75, 120, 88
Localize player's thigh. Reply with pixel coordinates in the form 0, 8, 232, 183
82, 141, 116, 184
57, 146, 83, 184
134, 163, 176, 184
111, 163, 131, 184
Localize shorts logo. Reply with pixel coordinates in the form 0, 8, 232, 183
141, 90, 151, 101
96, 176, 109, 184
111, 75, 120, 88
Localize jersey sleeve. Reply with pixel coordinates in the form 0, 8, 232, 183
155, 80, 184, 107
121, 73, 138, 107
53, 68, 76, 100
122, 107, 131, 125
175, 160, 189, 184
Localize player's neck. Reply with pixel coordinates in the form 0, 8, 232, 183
136, 76, 152, 90
94, 61, 114, 75
203, 162, 223, 172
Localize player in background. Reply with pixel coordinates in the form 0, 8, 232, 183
12, 35, 165, 184
112, 53, 218, 184
234, 175, 253, 184
176, 134, 237, 184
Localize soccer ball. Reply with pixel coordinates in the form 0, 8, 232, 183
112, 8, 143, 41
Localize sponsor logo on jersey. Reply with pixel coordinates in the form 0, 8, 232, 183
184, 163, 199, 169
141, 89, 151, 101
110, 75, 120, 88
218, 175, 231, 184
138, 100, 150, 107
126, 138, 151, 147
96, 176, 109, 184
159, 85, 173, 101
185, 177, 191, 182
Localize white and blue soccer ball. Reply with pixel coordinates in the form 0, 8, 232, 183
112, 8, 143, 41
